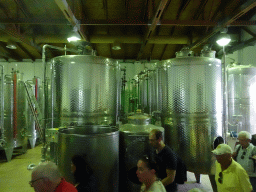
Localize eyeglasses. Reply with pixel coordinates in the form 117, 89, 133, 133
218, 172, 223, 184
241, 151, 246, 159
29, 178, 45, 187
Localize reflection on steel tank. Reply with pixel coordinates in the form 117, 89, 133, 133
0, 70, 28, 161
161, 47, 222, 174
26, 77, 44, 148
49, 55, 120, 127
119, 111, 164, 192
227, 65, 256, 135
58, 126, 119, 192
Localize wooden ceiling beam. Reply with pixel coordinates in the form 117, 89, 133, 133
16, 42, 36, 61
55, 0, 89, 42
0, 53, 9, 61
0, 3, 42, 55
241, 26, 256, 38
189, 0, 256, 50
13, 0, 33, 18
136, 0, 170, 60
1, 18, 256, 27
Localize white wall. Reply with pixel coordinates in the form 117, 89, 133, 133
0, 59, 45, 81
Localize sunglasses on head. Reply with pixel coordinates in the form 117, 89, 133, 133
241, 151, 246, 159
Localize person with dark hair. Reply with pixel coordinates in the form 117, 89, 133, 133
136, 156, 166, 192
71, 154, 97, 192
149, 129, 187, 192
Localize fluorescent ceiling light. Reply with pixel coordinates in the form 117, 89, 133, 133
112, 41, 121, 50
216, 33, 231, 46
67, 36, 81, 42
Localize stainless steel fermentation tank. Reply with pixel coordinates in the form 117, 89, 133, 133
119, 112, 164, 192
49, 55, 120, 128
58, 126, 119, 192
162, 48, 222, 174
227, 65, 256, 135
0, 71, 28, 161
138, 69, 158, 114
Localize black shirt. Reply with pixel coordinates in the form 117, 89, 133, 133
154, 145, 178, 192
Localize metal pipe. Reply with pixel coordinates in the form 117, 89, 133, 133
222, 46, 228, 142
156, 68, 159, 111
0, 65, 4, 142
12, 69, 17, 139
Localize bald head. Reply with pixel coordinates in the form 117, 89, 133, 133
32, 161, 61, 182
31, 162, 61, 192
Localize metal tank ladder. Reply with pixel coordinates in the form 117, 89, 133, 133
23, 82, 44, 140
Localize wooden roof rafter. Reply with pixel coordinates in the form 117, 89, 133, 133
137, 0, 170, 60
189, 0, 256, 50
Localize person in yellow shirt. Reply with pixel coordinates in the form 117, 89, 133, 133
212, 144, 253, 192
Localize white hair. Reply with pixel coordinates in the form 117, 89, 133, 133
238, 131, 251, 140
32, 161, 61, 183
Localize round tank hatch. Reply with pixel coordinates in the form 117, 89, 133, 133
127, 110, 151, 125
175, 47, 194, 58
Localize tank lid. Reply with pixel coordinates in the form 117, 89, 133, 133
200, 45, 216, 58
128, 110, 151, 125
175, 47, 194, 58
119, 123, 164, 133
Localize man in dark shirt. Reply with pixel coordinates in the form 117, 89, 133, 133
149, 129, 178, 192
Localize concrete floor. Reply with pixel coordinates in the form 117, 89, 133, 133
0, 145, 41, 192
0, 144, 214, 192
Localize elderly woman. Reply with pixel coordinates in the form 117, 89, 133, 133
71, 154, 97, 192
136, 156, 166, 192
232, 131, 256, 191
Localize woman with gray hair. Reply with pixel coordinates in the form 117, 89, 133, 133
232, 131, 256, 191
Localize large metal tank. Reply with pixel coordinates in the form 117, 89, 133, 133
162, 47, 222, 174
1, 71, 28, 161
119, 112, 164, 192
49, 55, 120, 128
227, 65, 256, 135
58, 126, 119, 192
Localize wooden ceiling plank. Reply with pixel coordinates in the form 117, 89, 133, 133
137, 0, 170, 60
0, 2, 42, 55
189, 0, 256, 50
13, 0, 33, 18
55, 0, 89, 42
241, 26, 256, 38
16, 42, 36, 61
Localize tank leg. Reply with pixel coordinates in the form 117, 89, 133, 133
194, 173, 201, 183
208, 174, 217, 192
4, 147, 13, 162
29, 138, 36, 149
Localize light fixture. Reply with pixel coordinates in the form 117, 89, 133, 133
112, 40, 121, 50
67, 36, 81, 42
6, 40, 17, 49
216, 29, 231, 46
67, 26, 81, 42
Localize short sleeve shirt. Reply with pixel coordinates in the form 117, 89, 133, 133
55, 179, 78, 192
235, 143, 256, 177
215, 159, 252, 192
154, 145, 177, 191
140, 180, 167, 192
